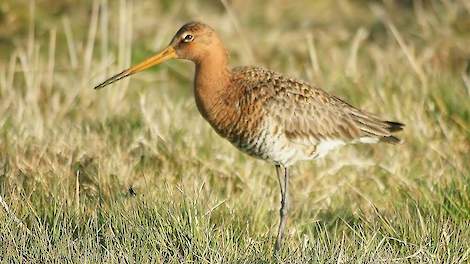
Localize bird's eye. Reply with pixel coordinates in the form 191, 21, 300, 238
183, 34, 194, 43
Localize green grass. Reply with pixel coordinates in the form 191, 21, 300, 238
1, 0, 469, 263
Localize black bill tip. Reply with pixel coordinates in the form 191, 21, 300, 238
93, 70, 130, 90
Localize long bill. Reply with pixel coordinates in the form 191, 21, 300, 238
94, 46, 177, 89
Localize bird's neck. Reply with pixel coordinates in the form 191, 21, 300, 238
193, 48, 232, 121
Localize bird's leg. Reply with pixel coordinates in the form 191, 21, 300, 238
274, 165, 289, 256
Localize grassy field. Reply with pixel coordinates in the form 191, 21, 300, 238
1, 0, 469, 263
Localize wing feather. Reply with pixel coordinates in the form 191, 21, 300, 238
231, 66, 404, 146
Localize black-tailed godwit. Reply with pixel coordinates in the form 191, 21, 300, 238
94, 22, 404, 255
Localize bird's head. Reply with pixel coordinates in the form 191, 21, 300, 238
94, 22, 222, 89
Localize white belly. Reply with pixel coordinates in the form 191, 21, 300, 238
227, 120, 349, 167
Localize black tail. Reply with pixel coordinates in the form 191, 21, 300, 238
384, 121, 405, 133
380, 121, 405, 144
349, 109, 405, 144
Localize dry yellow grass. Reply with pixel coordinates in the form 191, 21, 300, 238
0, 0, 469, 262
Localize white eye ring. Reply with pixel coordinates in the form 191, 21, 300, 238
182, 33, 194, 43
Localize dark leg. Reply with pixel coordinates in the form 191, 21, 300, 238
274, 165, 289, 256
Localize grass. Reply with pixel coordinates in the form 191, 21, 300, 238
0, 0, 469, 263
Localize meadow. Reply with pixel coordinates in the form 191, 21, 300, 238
0, 0, 469, 263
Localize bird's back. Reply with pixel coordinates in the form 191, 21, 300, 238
211, 66, 403, 166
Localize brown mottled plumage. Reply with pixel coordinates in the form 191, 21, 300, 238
94, 21, 404, 256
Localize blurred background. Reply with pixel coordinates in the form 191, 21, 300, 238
0, 0, 469, 262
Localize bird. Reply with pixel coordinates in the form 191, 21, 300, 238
94, 21, 404, 256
